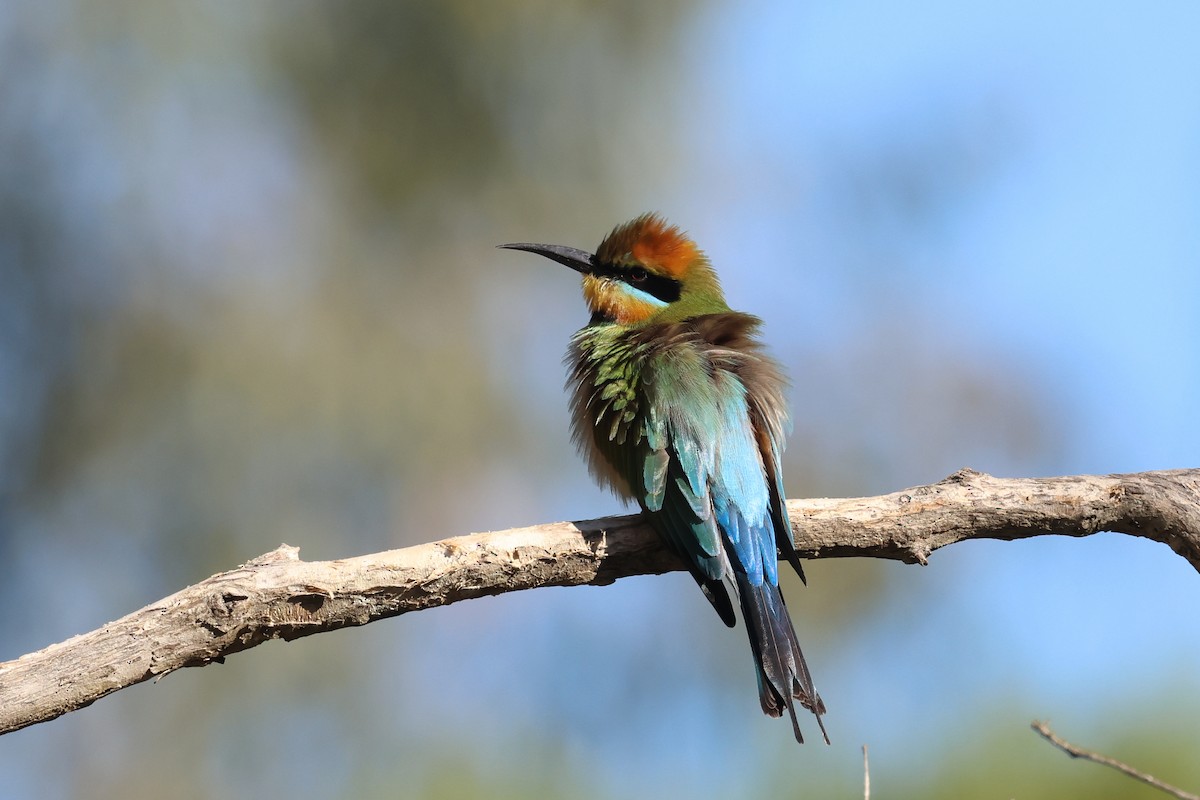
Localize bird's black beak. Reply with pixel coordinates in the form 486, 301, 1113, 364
497, 242, 595, 274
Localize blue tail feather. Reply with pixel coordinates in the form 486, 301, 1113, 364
736, 572, 828, 745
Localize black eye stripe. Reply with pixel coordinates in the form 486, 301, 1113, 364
592, 263, 682, 303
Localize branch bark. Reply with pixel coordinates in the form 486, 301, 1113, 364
1, 467, 1197, 736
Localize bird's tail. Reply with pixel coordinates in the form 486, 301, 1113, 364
735, 573, 829, 744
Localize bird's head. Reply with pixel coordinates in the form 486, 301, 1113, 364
500, 213, 728, 325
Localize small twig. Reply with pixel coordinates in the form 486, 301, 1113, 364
862, 744, 870, 800
1032, 721, 1200, 800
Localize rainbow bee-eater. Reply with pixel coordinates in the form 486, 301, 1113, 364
500, 213, 827, 744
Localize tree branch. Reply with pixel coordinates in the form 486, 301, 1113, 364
1, 468, 1197, 736
1032, 720, 1200, 800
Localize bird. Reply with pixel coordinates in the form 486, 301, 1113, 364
499, 213, 827, 744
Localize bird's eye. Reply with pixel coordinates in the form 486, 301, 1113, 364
628, 267, 649, 283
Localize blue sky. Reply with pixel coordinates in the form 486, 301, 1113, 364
691, 0, 1200, 474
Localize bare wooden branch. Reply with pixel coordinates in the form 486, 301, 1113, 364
1032, 720, 1200, 800
1, 468, 1197, 736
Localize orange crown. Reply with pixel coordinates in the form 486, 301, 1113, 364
596, 213, 700, 279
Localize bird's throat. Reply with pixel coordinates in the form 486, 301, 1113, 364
581, 275, 665, 326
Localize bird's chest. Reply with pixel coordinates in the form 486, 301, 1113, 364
565, 327, 672, 497
569, 329, 647, 439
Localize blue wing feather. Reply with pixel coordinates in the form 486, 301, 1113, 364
637, 353, 778, 594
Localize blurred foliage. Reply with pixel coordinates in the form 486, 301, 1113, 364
0, 1, 1194, 799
